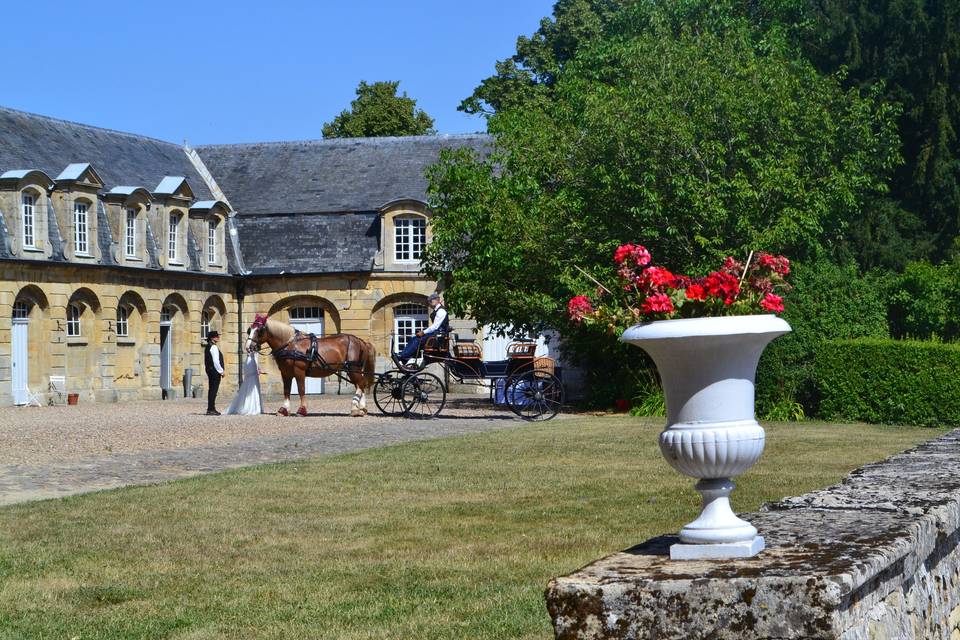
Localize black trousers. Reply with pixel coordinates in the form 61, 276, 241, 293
207, 372, 221, 412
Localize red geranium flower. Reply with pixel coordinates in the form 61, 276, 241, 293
685, 284, 707, 301
704, 271, 740, 305
640, 266, 677, 289
759, 293, 784, 313
641, 293, 674, 314
613, 243, 652, 267
567, 295, 594, 322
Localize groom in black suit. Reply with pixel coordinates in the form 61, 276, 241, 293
204, 330, 225, 415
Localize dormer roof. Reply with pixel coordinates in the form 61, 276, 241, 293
55, 163, 104, 188
0, 169, 54, 187
152, 176, 194, 200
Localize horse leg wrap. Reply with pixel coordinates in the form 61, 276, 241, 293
277, 406, 289, 417
297, 406, 308, 417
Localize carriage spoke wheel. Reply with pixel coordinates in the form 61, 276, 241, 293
400, 372, 446, 419
506, 371, 564, 421
374, 370, 408, 417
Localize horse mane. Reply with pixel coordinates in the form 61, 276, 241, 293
265, 317, 295, 344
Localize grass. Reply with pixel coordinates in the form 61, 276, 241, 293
0, 416, 942, 639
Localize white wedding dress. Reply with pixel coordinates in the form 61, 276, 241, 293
224, 353, 264, 415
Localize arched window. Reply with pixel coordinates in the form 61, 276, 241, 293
125, 208, 137, 258
116, 306, 129, 338
74, 201, 90, 255
168, 212, 180, 262
394, 216, 426, 263
67, 303, 82, 337
21, 194, 35, 249
393, 303, 428, 350
13, 301, 30, 319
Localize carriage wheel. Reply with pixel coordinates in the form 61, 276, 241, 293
505, 371, 564, 421
400, 372, 446, 419
374, 370, 408, 417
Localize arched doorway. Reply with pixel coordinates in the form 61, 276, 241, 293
267, 295, 338, 395
11, 301, 30, 404
159, 293, 190, 398
11, 285, 50, 405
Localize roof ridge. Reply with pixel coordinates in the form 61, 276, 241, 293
197, 132, 491, 150
0, 105, 182, 148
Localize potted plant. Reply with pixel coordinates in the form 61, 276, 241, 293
569, 245, 791, 559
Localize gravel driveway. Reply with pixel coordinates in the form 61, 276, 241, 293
0, 394, 543, 505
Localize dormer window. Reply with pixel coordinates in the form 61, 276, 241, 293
21, 194, 35, 248
207, 219, 217, 264
168, 212, 180, 262
125, 208, 137, 258
395, 216, 426, 263
74, 202, 89, 255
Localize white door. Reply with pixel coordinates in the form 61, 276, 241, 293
160, 323, 172, 392
290, 306, 324, 394
11, 318, 28, 405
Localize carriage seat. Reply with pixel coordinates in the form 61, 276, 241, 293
423, 334, 450, 354
507, 341, 537, 359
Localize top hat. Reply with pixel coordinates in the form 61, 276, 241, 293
207, 330, 220, 340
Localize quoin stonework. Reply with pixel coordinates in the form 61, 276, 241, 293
0, 106, 490, 405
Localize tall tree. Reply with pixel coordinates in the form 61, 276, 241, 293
459, 0, 628, 116
323, 81, 435, 138
784, 0, 960, 263
426, 2, 899, 335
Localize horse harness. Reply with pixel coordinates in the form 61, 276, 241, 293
270, 330, 367, 383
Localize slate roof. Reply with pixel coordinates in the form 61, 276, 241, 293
233, 212, 380, 275
0, 107, 213, 199
196, 134, 491, 215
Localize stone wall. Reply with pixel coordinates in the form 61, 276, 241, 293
546, 429, 960, 639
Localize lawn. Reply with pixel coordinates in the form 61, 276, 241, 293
0, 416, 942, 639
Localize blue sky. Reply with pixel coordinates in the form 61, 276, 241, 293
0, 0, 554, 144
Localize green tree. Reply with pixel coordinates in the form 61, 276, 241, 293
459, 0, 629, 116
783, 0, 960, 263
425, 4, 899, 337
323, 81, 435, 138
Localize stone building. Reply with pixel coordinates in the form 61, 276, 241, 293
0, 106, 488, 405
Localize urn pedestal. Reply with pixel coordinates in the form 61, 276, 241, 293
621, 314, 791, 560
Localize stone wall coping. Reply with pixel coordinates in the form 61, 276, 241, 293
546, 429, 960, 639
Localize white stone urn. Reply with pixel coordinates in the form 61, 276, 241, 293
620, 314, 791, 559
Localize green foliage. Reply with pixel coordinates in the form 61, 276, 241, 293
459, 0, 627, 116
814, 338, 960, 427
322, 81, 435, 138
426, 3, 899, 339
780, 0, 960, 263
756, 259, 888, 416
886, 260, 960, 341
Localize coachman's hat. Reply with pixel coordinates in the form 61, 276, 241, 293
427, 292, 441, 302
207, 330, 220, 340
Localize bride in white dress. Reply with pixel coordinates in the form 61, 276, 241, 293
224, 353, 264, 415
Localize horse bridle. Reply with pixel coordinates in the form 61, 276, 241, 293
247, 313, 270, 354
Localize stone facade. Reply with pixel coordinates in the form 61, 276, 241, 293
0, 106, 492, 405
545, 430, 960, 639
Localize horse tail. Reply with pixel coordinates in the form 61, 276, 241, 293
362, 339, 376, 391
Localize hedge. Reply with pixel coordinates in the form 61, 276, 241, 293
813, 338, 960, 427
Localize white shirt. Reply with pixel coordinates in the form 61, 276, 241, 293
424, 306, 448, 335
209, 343, 224, 374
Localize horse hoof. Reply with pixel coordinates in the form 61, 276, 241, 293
350, 409, 364, 417
277, 407, 289, 417
297, 406, 308, 417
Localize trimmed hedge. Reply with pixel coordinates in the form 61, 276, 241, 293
814, 338, 960, 427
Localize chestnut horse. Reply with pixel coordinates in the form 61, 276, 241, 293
246, 314, 376, 417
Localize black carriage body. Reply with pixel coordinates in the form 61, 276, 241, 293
372, 335, 562, 421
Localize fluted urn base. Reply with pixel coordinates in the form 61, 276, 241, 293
621, 315, 791, 560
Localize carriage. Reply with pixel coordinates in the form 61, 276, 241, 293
373, 333, 564, 421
